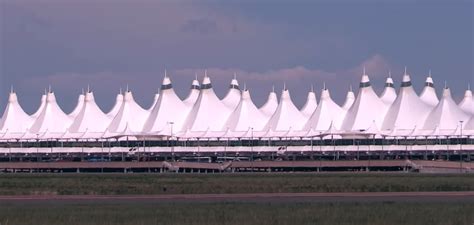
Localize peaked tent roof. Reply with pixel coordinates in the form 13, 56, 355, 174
143, 76, 189, 133
341, 87, 355, 110
107, 90, 148, 133
304, 88, 345, 131
380, 76, 397, 105
419, 75, 439, 107
31, 94, 46, 118
221, 77, 241, 111
0, 91, 34, 133
465, 116, 474, 130
183, 78, 200, 107
183, 74, 232, 131
341, 72, 388, 131
459, 87, 474, 115
260, 88, 278, 117
29, 91, 73, 133
107, 92, 123, 118
300, 88, 318, 118
68, 91, 111, 133
224, 89, 268, 131
423, 87, 470, 130
382, 73, 432, 130
263, 88, 307, 131
147, 93, 160, 111
68, 93, 85, 118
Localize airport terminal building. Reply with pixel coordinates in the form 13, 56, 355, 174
0, 70, 473, 158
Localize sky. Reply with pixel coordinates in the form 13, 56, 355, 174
0, 0, 473, 114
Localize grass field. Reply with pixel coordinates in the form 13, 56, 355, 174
0, 173, 473, 195
0, 202, 472, 225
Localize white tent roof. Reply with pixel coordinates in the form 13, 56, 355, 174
382, 73, 432, 130
0, 91, 34, 133
147, 93, 160, 111
29, 91, 72, 133
107, 92, 123, 118
459, 87, 474, 115
183, 79, 200, 107
224, 89, 268, 131
221, 77, 241, 111
68, 93, 85, 119
260, 88, 278, 117
341, 73, 388, 131
304, 88, 344, 131
263, 88, 306, 131
419, 75, 439, 107
380, 76, 397, 105
465, 116, 474, 130
341, 87, 355, 110
107, 90, 148, 133
143, 76, 189, 133
183, 74, 232, 131
68, 91, 111, 133
423, 87, 470, 130
31, 94, 46, 118
300, 87, 317, 118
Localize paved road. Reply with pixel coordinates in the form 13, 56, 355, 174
1, 192, 473, 204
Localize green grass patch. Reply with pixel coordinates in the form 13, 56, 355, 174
0, 173, 473, 195
0, 202, 472, 225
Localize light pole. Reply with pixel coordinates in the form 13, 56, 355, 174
168, 121, 175, 161
250, 127, 254, 171
460, 120, 463, 173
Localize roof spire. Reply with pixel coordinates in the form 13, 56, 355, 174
311, 84, 314, 92
87, 84, 90, 93
283, 82, 286, 91
48, 85, 51, 93
323, 82, 326, 90
272, 85, 275, 93
10, 85, 13, 94
126, 84, 129, 92
195, 72, 198, 81
428, 69, 432, 77
233, 72, 237, 80
243, 82, 247, 91
388, 70, 392, 78
444, 80, 447, 89
204, 69, 208, 78
363, 66, 366, 75
404, 66, 407, 75
164, 69, 168, 78
468, 83, 471, 91
349, 84, 353, 92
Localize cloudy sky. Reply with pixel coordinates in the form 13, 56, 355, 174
0, 0, 472, 114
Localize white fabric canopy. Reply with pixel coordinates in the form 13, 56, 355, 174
380, 76, 397, 105
29, 91, 72, 133
107, 90, 148, 133
68, 91, 110, 133
300, 89, 317, 118
459, 88, 474, 115
143, 76, 188, 133
183, 74, 232, 131
264, 88, 306, 131
260, 89, 278, 118
341, 73, 388, 131
419, 75, 439, 107
423, 88, 470, 130
304, 88, 344, 131
382, 73, 432, 131
0, 91, 34, 133
224, 89, 268, 131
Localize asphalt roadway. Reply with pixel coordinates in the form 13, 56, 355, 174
1, 192, 473, 204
